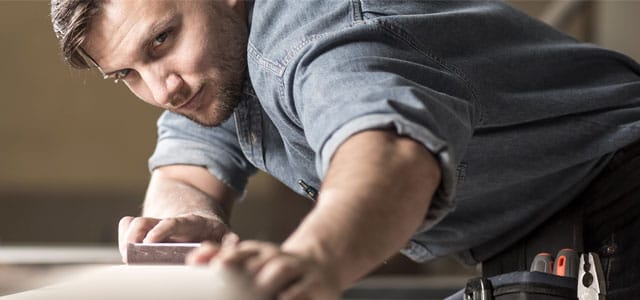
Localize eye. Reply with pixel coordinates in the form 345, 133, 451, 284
152, 31, 170, 47
116, 69, 130, 79
105, 69, 131, 83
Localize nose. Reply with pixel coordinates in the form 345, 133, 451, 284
143, 67, 185, 108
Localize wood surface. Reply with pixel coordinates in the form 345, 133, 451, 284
1, 265, 269, 300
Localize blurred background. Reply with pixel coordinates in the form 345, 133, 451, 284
1, 0, 639, 296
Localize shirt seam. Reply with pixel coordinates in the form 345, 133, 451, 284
365, 18, 484, 127
350, 0, 364, 23
281, 33, 332, 69
276, 4, 365, 127
248, 42, 285, 76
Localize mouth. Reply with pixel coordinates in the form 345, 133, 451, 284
175, 87, 203, 111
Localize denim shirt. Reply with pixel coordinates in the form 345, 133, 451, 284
149, 1, 640, 264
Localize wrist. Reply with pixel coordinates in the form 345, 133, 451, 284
188, 209, 229, 225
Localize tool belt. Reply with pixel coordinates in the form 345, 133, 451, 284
486, 138, 640, 268
446, 185, 603, 300
451, 198, 588, 300
448, 138, 640, 300
482, 137, 640, 278
481, 187, 585, 278
446, 271, 579, 300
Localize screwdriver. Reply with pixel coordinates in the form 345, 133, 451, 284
554, 248, 579, 278
530, 252, 554, 273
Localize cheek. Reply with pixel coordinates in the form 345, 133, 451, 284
177, 30, 218, 72
176, 45, 211, 74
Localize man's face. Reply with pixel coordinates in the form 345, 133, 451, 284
83, 0, 248, 126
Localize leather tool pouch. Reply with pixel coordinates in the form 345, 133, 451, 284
446, 271, 577, 300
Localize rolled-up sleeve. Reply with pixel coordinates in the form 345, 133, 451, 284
292, 29, 477, 231
149, 111, 256, 194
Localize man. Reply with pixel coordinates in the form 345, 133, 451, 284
51, 0, 639, 299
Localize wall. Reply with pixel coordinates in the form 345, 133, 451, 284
594, 0, 640, 60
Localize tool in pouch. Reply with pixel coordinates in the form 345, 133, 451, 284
577, 252, 606, 300
553, 248, 579, 279
529, 252, 554, 273
451, 249, 605, 300
534, 249, 606, 300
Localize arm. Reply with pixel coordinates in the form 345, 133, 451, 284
283, 129, 440, 287
118, 164, 239, 261
189, 130, 441, 299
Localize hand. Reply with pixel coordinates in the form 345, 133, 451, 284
118, 212, 230, 263
186, 236, 341, 300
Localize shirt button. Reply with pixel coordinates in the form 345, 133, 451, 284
604, 245, 617, 256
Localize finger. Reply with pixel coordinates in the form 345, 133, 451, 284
183, 213, 229, 242
230, 242, 279, 273
218, 246, 261, 266
125, 217, 161, 247
215, 233, 241, 263
255, 257, 303, 296
143, 217, 180, 243
278, 281, 307, 300
186, 242, 220, 265
221, 232, 240, 246
118, 216, 135, 261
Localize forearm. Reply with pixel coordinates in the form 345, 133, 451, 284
282, 130, 441, 288
117, 166, 239, 257
143, 165, 238, 224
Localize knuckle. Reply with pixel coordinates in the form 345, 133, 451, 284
119, 216, 134, 226
129, 217, 149, 228
160, 218, 178, 227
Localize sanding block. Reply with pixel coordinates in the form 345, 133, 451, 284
126, 243, 201, 265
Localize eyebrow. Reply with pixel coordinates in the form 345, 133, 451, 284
99, 12, 181, 77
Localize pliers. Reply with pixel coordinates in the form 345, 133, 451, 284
577, 252, 606, 300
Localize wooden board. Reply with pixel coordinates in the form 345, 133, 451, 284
1, 265, 268, 300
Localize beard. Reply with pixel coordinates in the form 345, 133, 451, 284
179, 73, 244, 127
179, 2, 248, 127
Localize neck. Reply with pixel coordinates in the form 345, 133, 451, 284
229, 0, 248, 25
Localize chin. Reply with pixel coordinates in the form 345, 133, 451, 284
184, 98, 240, 127
182, 111, 231, 127
187, 114, 230, 127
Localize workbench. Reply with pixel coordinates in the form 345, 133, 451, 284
0, 245, 468, 300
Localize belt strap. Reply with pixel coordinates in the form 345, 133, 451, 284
482, 197, 584, 277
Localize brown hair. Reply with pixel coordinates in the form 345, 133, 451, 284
50, 0, 101, 69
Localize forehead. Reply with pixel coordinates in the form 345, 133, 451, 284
82, 0, 178, 68
98, 0, 177, 24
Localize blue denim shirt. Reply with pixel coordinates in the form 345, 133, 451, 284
149, 1, 640, 264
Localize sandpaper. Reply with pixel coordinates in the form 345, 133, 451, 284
126, 243, 201, 265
